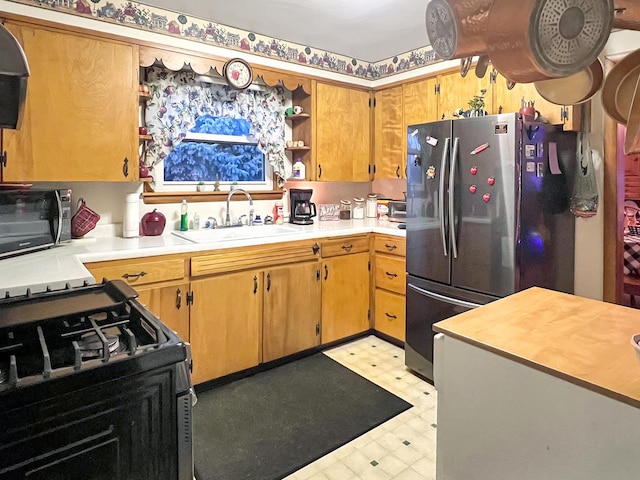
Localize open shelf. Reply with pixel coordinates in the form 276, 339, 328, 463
285, 113, 310, 121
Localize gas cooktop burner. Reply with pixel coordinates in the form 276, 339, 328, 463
77, 333, 122, 359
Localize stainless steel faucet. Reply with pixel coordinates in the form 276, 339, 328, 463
225, 188, 253, 226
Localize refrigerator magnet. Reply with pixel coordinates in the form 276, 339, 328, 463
426, 136, 438, 147
426, 165, 436, 179
525, 144, 536, 159
470, 142, 490, 155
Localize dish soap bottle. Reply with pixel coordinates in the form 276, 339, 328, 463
292, 158, 305, 180
180, 199, 188, 231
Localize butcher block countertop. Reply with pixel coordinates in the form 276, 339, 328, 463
434, 287, 640, 408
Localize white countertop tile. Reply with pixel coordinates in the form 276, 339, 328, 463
0, 220, 405, 296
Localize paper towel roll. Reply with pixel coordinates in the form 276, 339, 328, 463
123, 193, 140, 238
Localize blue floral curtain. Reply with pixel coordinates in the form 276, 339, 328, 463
144, 67, 289, 185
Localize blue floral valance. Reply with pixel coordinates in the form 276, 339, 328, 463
144, 67, 290, 185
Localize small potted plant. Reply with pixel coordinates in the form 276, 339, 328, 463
468, 89, 487, 116
197, 181, 206, 192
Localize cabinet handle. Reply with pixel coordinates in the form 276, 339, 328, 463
253, 275, 258, 294
312, 243, 320, 255
266, 273, 271, 292
385, 312, 398, 320
384, 243, 397, 251
318, 164, 322, 178
396, 165, 401, 178
122, 271, 146, 280
324, 264, 328, 281
122, 157, 129, 177
385, 272, 398, 278
176, 288, 182, 309
341, 244, 353, 252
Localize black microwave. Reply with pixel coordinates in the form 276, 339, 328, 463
0, 188, 72, 259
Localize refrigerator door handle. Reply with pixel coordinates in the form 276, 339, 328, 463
449, 137, 460, 259
407, 282, 483, 309
439, 137, 451, 257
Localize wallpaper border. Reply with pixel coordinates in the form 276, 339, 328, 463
6, 0, 440, 80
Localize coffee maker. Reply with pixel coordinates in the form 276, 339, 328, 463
289, 188, 317, 225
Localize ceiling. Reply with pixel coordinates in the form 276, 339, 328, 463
141, 0, 431, 62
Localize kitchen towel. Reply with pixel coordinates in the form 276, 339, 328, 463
193, 352, 412, 480
122, 193, 140, 238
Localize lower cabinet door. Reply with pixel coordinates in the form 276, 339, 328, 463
190, 270, 262, 384
321, 252, 370, 343
137, 283, 190, 343
375, 288, 406, 341
263, 261, 321, 362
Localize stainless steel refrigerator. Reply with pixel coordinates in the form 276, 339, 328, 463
405, 113, 576, 381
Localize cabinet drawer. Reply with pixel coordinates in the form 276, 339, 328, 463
374, 289, 405, 341
375, 254, 406, 294
191, 240, 319, 276
374, 235, 406, 257
321, 235, 370, 257
86, 258, 186, 287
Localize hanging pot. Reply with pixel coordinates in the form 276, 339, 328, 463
485, 0, 614, 83
425, 0, 494, 60
613, 0, 640, 31
534, 59, 604, 106
602, 48, 640, 125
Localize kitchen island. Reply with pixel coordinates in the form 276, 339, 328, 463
432, 287, 640, 480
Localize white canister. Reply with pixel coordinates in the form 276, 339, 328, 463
123, 193, 140, 238
366, 194, 378, 218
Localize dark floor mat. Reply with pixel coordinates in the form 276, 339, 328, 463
193, 352, 412, 480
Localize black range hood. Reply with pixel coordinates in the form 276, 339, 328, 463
0, 23, 29, 130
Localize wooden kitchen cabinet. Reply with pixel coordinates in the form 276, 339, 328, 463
321, 236, 370, 344
491, 70, 581, 131
1, 22, 138, 182
262, 261, 321, 362
189, 240, 321, 383
403, 77, 438, 126
190, 270, 262, 384
136, 283, 190, 343
314, 82, 371, 181
437, 69, 492, 120
374, 86, 404, 179
84, 255, 190, 341
373, 235, 406, 342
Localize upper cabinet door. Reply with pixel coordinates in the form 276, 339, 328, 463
2, 23, 138, 182
374, 86, 404, 179
437, 69, 492, 120
403, 78, 438, 126
315, 82, 371, 181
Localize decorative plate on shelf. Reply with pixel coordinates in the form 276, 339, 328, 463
223, 58, 253, 90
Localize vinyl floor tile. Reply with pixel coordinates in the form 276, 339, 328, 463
283, 335, 437, 480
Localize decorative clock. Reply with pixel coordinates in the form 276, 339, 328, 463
223, 58, 253, 90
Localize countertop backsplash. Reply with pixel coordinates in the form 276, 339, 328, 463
31, 179, 407, 238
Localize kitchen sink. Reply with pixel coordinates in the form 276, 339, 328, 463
171, 224, 302, 243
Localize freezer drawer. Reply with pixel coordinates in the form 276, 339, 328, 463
405, 275, 498, 382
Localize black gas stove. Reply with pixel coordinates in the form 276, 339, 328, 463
0, 280, 194, 480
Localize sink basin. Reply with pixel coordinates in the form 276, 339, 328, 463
171, 224, 302, 243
